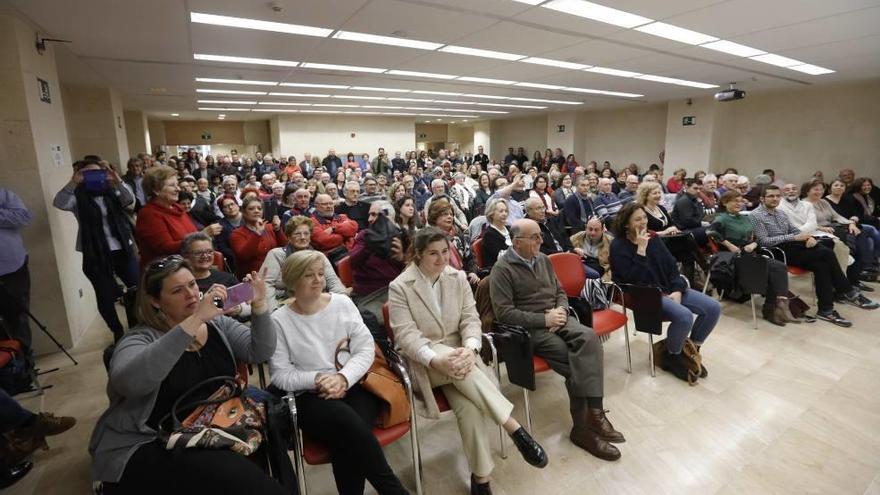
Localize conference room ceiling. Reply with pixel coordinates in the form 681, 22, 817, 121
10, 0, 880, 123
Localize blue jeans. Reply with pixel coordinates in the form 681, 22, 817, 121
861, 224, 880, 260
0, 388, 34, 433
661, 289, 721, 354
583, 264, 601, 279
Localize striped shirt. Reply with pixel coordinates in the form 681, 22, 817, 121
749, 204, 800, 247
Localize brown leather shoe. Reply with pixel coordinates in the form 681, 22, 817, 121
585, 408, 626, 443
569, 426, 621, 461
763, 305, 787, 327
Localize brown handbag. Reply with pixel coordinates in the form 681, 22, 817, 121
335, 338, 411, 428
652, 338, 702, 386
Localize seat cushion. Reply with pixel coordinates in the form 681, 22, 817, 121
592, 310, 627, 336
533, 356, 551, 373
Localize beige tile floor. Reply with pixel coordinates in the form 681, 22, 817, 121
8, 275, 880, 495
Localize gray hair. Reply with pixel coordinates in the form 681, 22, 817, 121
371, 199, 395, 218
431, 178, 446, 189
484, 197, 507, 223
181, 231, 213, 254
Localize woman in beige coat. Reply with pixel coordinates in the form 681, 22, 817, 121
388, 227, 547, 495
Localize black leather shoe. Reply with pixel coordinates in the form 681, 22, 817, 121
0, 461, 33, 489
509, 427, 548, 468
470, 474, 493, 495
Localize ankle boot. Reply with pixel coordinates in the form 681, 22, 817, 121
776, 298, 802, 323
763, 304, 787, 327
661, 350, 691, 382
585, 408, 625, 443
569, 423, 621, 461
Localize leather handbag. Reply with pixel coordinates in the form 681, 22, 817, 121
651, 338, 703, 386
335, 339, 411, 428
159, 375, 266, 456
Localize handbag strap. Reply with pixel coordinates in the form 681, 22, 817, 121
334, 337, 351, 371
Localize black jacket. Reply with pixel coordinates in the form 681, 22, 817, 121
671, 193, 704, 230
539, 217, 572, 255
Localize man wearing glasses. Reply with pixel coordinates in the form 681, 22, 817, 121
489, 218, 624, 462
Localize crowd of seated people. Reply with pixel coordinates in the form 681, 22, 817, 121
5, 143, 876, 491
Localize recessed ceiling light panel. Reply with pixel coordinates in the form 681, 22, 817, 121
439, 45, 525, 61
190, 13, 332, 37
543, 0, 653, 28
699, 40, 766, 58
635, 22, 718, 45
194, 54, 299, 67
332, 30, 443, 50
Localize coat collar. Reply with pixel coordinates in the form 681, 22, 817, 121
399, 264, 458, 328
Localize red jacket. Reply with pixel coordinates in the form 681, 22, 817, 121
310, 213, 358, 253
135, 200, 198, 271
229, 225, 288, 279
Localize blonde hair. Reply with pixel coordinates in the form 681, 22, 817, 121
635, 181, 662, 206
281, 250, 324, 296
484, 197, 507, 224
142, 165, 178, 198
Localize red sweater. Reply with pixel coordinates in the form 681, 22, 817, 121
229, 225, 288, 279
135, 200, 198, 271
310, 213, 358, 253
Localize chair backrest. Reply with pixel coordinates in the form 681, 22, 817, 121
618, 283, 663, 335
548, 252, 586, 297
337, 256, 353, 287
212, 251, 225, 271
382, 302, 394, 341
472, 238, 485, 269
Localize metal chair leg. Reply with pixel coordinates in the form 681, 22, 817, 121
623, 321, 632, 374
750, 295, 758, 330
283, 395, 308, 495
522, 387, 533, 433
410, 409, 422, 495
648, 334, 656, 377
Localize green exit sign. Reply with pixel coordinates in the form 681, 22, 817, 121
682, 116, 696, 126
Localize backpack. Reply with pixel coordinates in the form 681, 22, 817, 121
708, 251, 737, 293
652, 338, 703, 386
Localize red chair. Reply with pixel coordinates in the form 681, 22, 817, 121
472, 238, 485, 270
212, 251, 226, 271
283, 308, 421, 495
336, 255, 353, 288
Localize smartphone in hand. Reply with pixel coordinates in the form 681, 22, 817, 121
224, 282, 254, 310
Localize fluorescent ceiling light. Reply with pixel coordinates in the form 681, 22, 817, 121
170, 113, 180, 116
194, 54, 299, 67
253, 109, 300, 113
387, 97, 434, 102
344, 111, 381, 115
635, 22, 718, 45
585, 66, 641, 78
412, 90, 462, 96
257, 102, 312, 106
190, 12, 332, 37
299, 110, 337, 114
332, 30, 443, 51
350, 86, 411, 93
332, 95, 384, 100
386, 69, 458, 80
300, 62, 387, 73
267, 92, 330, 98
457, 76, 516, 85
196, 88, 266, 95
361, 105, 404, 109
195, 77, 277, 86
434, 100, 476, 105
521, 57, 589, 70
476, 103, 546, 109
635, 75, 717, 89
313, 104, 359, 108
463, 94, 508, 100
197, 100, 257, 105
563, 87, 644, 97
515, 82, 565, 90
439, 45, 525, 61
699, 40, 766, 58
383, 113, 417, 116
198, 107, 250, 111
543, 0, 653, 28
404, 107, 441, 111
788, 64, 835, 75
749, 53, 804, 67
280, 82, 350, 89
509, 97, 582, 105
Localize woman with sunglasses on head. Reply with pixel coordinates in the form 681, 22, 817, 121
181, 232, 251, 320
89, 256, 282, 495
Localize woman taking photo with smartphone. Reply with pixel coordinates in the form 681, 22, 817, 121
230, 197, 287, 279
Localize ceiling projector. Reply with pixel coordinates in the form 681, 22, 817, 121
715, 83, 746, 102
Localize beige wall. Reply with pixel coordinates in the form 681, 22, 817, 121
446, 124, 474, 153
243, 120, 271, 153
473, 121, 493, 157
275, 114, 414, 159
415, 123, 447, 145
578, 103, 668, 170
147, 119, 166, 150
546, 111, 577, 158
712, 80, 880, 183
164, 120, 246, 146
0, 11, 97, 351
124, 110, 150, 157
495, 116, 547, 159
62, 85, 130, 166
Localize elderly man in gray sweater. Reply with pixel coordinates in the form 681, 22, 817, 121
489, 218, 624, 461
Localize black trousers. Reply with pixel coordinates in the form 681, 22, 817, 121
100, 441, 286, 495
0, 258, 32, 362
83, 250, 139, 338
296, 385, 408, 495
779, 241, 851, 312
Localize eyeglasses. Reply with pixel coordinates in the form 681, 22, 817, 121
148, 255, 185, 272
185, 249, 214, 259
514, 234, 542, 241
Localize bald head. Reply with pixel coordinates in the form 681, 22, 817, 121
510, 218, 541, 259
524, 197, 546, 222
314, 193, 335, 217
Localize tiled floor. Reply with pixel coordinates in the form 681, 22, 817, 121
8, 275, 880, 494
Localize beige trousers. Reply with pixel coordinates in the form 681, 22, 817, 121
427, 343, 514, 477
